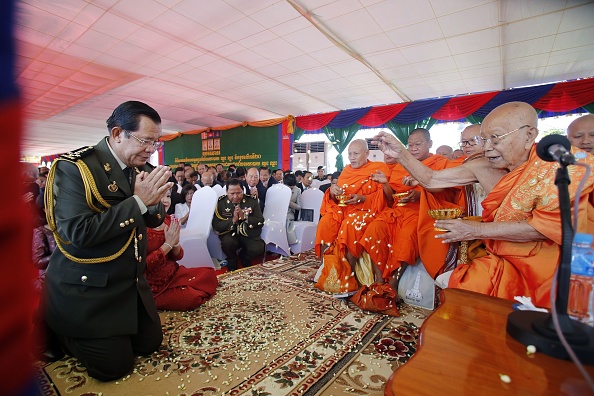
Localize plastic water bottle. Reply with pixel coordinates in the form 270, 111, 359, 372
568, 233, 594, 326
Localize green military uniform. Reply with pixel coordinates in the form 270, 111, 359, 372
43, 138, 165, 380
212, 194, 264, 271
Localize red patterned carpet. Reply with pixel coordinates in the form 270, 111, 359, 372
36, 251, 429, 395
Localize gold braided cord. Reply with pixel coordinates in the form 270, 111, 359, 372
55, 229, 136, 264
44, 160, 59, 233
75, 160, 111, 213
45, 157, 136, 264
214, 205, 228, 221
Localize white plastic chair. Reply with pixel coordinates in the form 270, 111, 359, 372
260, 184, 291, 256
319, 179, 331, 186
212, 184, 226, 197
207, 228, 226, 260
177, 186, 217, 268
290, 188, 324, 254
311, 179, 322, 189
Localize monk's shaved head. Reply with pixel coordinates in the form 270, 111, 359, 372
407, 128, 432, 161
436, 145, 453, 159
460, 124, 482, 156
348, 139, 369, 169
567, 114, 594, 153
349, 139, 368, 152
480, 102, 539, 171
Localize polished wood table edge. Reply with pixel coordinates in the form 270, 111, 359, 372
385, 288, 594, 396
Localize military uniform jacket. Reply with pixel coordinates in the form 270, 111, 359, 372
44, 138, 165, 338
212, 194, 264, 239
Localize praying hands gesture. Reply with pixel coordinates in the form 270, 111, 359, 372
134, 165, 173, 206
372, 131, 406, 159
232, 205, 245, 223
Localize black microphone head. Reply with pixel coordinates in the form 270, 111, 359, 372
536, 134, 571, 162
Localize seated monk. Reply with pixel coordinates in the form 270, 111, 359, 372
359, 128, 461, 292
454, 124, 488, 216
315, 139, 391, 294
373, 101, 594, 308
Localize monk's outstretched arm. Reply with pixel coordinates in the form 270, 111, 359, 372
434, 219, 548, 244
373, 131, 477, 188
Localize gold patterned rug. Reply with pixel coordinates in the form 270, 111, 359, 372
36, 251, 430, 395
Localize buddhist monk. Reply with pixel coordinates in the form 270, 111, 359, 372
314, 139, 391, 294
359, 128, 460, 290
567, 114, 594, 154
373, 102, 594, 308
435, 145, 453, 159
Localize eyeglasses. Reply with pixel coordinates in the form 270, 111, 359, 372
478, 125, 530, 146
406, 141, 427, 149
125, 130, 164, 151
459, 137, 480, 147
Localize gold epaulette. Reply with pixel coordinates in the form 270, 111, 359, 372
60, 146, 94, 161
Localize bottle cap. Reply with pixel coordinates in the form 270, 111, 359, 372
573, 233, 593, 246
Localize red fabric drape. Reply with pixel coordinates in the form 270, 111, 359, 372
432, 91, 499, 121
295, 111, 339, 131
281, 120, 291, 170
357, 103, 408, 126
532, 78, 594, 112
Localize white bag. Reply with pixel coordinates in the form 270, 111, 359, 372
398, 259, 436, 310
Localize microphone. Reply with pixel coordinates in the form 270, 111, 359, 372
536, 134, 575, 165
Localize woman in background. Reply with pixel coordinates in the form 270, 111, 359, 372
145, 190, 218, 311
174, 184, 196, 227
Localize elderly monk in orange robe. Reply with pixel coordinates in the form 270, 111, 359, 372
315, 139, 391, 294
373, 101, 594, 308
359, 128, 459, 290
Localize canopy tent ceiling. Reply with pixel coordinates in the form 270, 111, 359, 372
15, 0, 594, 157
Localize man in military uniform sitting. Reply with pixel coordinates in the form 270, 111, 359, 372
213, 178, 265, 271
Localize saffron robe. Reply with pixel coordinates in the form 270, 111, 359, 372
314, 160, 390, 293
449, 146, 594, 308
359, 154, 460, 280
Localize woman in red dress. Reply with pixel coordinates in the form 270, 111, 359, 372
145, 189, 218, 311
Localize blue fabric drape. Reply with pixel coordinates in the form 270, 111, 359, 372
393, 98, 450, 123
473, 84, 555, 117
327, 107, 372, 128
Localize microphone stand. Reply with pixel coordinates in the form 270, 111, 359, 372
506, 163, 594, 363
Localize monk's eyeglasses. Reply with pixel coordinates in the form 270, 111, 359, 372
125, 130, 164, 151
478, 125, 530, 146
459, 137, 480, 147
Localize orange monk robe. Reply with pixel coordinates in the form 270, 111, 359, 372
449, 146, 594, 308
315, 160, 391, 257
314, 160, 390, 293
359, 155, 456, 280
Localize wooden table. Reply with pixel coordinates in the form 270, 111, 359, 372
385, 289, 594, 395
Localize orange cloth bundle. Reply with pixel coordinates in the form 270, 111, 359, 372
315, 242, 359, 294
350, 283, 400, 317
